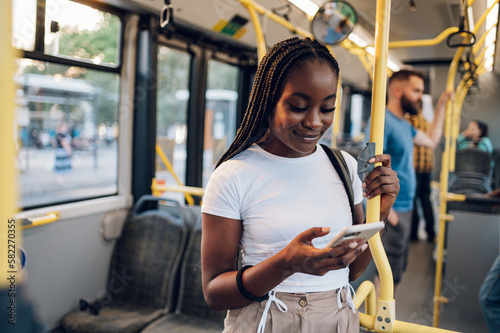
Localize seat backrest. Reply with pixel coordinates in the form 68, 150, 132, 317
134, 195, 185, 227
175, 216, 226, 322
448, 172, 492, 194
108, 200, 187, 312
455, 149, 493, 176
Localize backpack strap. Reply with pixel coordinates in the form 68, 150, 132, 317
320, 144, 355, 223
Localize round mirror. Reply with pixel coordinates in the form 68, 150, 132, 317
311, 1, 357, 45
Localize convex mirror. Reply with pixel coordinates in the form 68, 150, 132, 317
311, 1, 357, 45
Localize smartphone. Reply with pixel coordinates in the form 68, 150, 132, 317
324, 222, 385, 248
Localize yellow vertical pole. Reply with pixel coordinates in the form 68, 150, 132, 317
449, 78, 466, 172
366, 0, 395, 331
449, 77, 473, 172
155, 144, 195, 205
433, 2, 498, 326
434, 45, 465, 328
239, 0, 266, 62
1, 0, 19, 288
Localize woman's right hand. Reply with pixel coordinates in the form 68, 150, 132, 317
279, 227, 369, 277
202, 215, 368, 311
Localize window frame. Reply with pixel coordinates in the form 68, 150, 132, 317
30, 0, 125, 71
14, 0, 128, 213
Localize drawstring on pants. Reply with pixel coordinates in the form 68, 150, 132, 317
257, 290, 288, 333
257, 285, 355, 332
337, 284, 357, 314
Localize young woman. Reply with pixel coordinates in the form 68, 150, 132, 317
457, 120, 493, 153
201, 37, 399, 332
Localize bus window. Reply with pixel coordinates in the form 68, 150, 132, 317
203, 60, 239, 187
13, 1, 122, 209
155, 46, 191, 203
15, 61, 120, 208
13, 0, 121, 65
45, 0, 120, 65
12, 0, 36, 51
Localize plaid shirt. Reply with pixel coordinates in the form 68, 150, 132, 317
406, 113, 434, 173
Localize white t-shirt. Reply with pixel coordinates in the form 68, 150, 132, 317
202, 144, 363, 293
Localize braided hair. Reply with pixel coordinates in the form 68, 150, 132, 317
216, 37, 340, 168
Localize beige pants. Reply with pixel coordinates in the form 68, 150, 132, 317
222, 289, 359, 333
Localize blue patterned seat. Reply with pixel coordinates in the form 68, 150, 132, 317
61, 196, 187, 333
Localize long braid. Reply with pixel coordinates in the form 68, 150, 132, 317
216, 37, 340, 168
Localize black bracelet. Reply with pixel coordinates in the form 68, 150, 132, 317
236, 265, 269, 302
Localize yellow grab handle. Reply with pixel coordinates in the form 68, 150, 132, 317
20, 212, 60, 230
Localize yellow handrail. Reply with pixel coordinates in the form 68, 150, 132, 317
155, 143, 196, 205
388, 27, 459, 48
152, 182, 205, 197
445, 192, 467, 202
354, 281, 376, 315
474, 42, 490, 67
238, 0, 268, 62
20, 212, 60, 230
473, 24, 497, 55
366, 1, 396, 330
0, 0, 18, 288
433, 1, 499, 327
237, 0, 393, 82
473, 0, 499, 36
434, 42, 465, 329
449, 76, 474, 172
359, 312, 458, 332
238, 0, 313, 39
385, 0, 494, 50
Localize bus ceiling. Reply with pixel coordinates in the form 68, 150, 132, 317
103, 0, 499, 84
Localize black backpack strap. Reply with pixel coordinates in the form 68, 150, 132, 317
320, 144, 355, 223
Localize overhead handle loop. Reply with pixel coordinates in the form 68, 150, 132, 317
447, 4, 476, 48
160, 0, 173, 28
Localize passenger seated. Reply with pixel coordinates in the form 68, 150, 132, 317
457, 120, 493, 154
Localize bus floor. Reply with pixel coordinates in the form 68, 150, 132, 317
358, 240, 489, 333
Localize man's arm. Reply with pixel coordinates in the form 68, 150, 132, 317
414, 90, 453, 148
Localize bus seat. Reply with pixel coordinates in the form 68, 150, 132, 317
141, 216, 225, 333
455, 149, 493, 176
61, 197, 188, 333
134, 195, 185, 227
449, 149, 494, 195
448, 172, 492, 194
